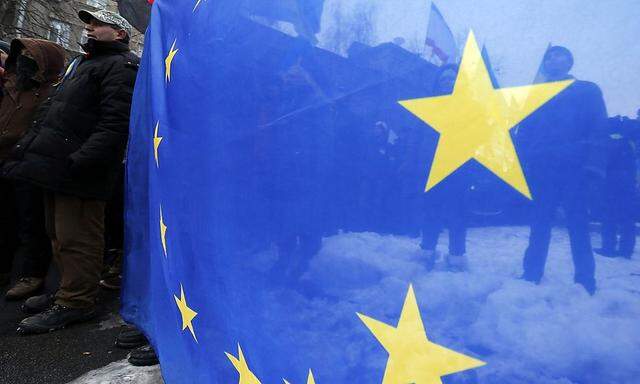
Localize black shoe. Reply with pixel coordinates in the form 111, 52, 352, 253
99, 272, 122, 291
17, 304, 96, 335
116, 325, 149, 349
576, 279, 597, 296
519, 274, 541, 284
22, 294, 55, 315
594, 248, 617, 258
128, 344, 159, 366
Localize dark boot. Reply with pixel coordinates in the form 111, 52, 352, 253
22, 293, 55, 314
576, 277, 597, 296
17, 304, 95, 335
116, 325, 149, 349
5, 277, 44, 300
128, 344, 159, 366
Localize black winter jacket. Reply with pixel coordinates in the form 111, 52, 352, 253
2, 39, 139, 200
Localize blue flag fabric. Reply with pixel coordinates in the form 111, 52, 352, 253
122, 1, 640, 383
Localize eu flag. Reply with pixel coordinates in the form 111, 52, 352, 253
122, 1, 640, 383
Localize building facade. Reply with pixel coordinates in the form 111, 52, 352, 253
0, 0, 144, 58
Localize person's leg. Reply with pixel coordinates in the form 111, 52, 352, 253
5, 182, 52, 299
420, 200, 443, 271
443, 193, 468, 271
17, 194, 105, 334
563, 184, 596, 294
53, 194, 105, 308
598, 209, 617, 255
616, 208, 636, 258
0, 178, 18, 283
13, 181, 51, 278
522, 199, 555, 283
104, 168, 124, 255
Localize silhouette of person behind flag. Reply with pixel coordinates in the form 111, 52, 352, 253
594, 115, 640, 258
518, 46, 608, 295
417, 64, 471, 271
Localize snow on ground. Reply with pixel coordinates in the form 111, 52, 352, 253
73, 226, 639, 383
67, 360, 163, 384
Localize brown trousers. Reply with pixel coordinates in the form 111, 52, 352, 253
44, 193, 105, 308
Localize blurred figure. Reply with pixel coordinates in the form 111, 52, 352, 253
519, 46, 608, 295
269, 54, 329, 284
0, 41, 8, 65
357, 120, 398, 232
100, 166, 125, 290
595, 116, 640, 258
0, 39, 64, 297
3, 10, 138, 334
418, 64, 471, 271
0, 41, 10, 94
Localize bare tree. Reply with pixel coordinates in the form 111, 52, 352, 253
322, 1, 376, 56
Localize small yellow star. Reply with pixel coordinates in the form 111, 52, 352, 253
399, 31, 573, 199
226, 344, 262, 384
174, 284, 198, 342
358, 285, 485, 384
283, 369, 316, 384
165, 39, 179, 83
159, 205, 167, 257
153, 121, 162, 168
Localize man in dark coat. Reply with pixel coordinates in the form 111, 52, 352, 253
3, 9, 139, 334
518, 46, 608, 295
595, 116, 640, 258
0, 38, 65, 297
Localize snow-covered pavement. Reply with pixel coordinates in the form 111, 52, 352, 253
72, 226, 640, 383
68, 360, 162, 384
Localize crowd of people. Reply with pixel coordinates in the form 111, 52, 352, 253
0, 7, 638, 372
0, 9, 157, 366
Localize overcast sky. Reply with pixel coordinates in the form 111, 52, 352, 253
318, 0, 640, 117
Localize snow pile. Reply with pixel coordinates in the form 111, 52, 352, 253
274, 227, 640, 383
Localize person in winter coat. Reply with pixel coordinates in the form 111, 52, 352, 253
417, 64, 472, 272
3, 9, 139, 334
0, 39, 65, 297
518, 46, 608, 295
594, 116, 640, 258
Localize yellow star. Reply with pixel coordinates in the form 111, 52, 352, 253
399, 31, 573, 199
358, 285, 485, 384
165, 39, 179, 83
283, 369, 316, 384
226, 344, 262, 384
159, 205, 167, 257
173, 283, 198, 342
153, 121, 162, 168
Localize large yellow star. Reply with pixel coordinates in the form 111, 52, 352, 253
174, 284, 198, 342
153, 121, 162, 168
165, 39, 178, 83
358, 285, 485, 384
159, 205, 167, 257
226, 344, 262, 384
399, 31, 573, 199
